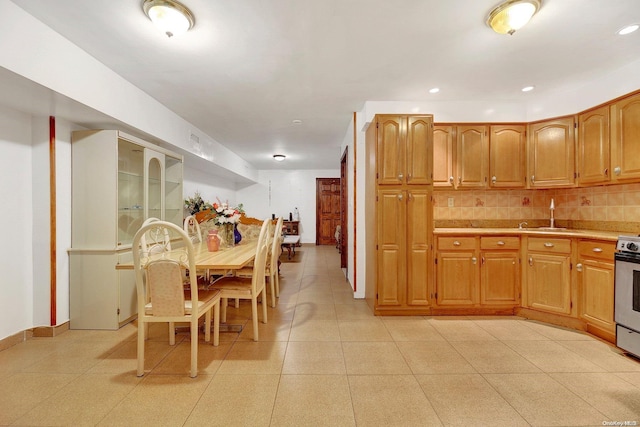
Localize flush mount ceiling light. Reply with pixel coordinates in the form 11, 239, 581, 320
273, 154, 286, 161
429, 88, 440, 94
143, 0, 195, 38
521, 85, 535, 92
487, 0, 540, 35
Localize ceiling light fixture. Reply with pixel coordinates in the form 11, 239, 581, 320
273, 154, 286, 161
487, 0, 540, 35
292, 119, 303, 124
429, 88, 440, 94
521, 85, 535, 92
143, 0, 195, 38
617, 24, 639, 35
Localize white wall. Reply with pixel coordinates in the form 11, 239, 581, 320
237, 169, 340, 244
183, 167, 237, 214
0, 106, 33, 339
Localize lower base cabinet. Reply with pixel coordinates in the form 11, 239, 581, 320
481, 237, 520, 306
525, 237, 573, 315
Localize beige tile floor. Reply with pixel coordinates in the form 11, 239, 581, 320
1, 244, 640, 426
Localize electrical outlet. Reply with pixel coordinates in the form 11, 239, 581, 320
447, 197, 454, 207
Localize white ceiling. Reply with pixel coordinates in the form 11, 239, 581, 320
8, 0, 640, 170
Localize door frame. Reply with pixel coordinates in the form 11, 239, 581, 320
340, 148, 348, 268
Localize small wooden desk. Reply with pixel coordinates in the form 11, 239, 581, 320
281, 235, 301, 260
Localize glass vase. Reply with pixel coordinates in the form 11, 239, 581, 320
222, 223, 235, 248
234, 223, 242, 245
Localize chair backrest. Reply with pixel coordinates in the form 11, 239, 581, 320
269, 217, 284, 272
132, 220, 200, 318
140, 217, 172, 257
251, 219, 271, 293
183, 215, 202, 243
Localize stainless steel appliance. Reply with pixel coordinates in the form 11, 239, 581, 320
615, 235, 640, 358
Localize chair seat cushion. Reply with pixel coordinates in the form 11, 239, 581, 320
208, 276, 254, 296
145, 289, 220, 315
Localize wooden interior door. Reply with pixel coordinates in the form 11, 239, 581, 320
316, 178, 341, 245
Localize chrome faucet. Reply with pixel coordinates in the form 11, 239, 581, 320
549, 198, 555, 228
518, 221, 528, 229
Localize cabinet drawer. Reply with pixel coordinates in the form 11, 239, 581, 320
578, 240, 615, 261
438, 237, 476, 250
480, 236, 520, 250
527, 237, 571, 253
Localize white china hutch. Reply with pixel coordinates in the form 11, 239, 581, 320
69, 130, 183, 329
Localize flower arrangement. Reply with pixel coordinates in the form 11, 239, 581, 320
184, 191, 212, 215
211, 199, 244, 225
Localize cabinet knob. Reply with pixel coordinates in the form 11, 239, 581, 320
481, 256, 485, 265
472, 257, 477, 264
407, 173, 412, 182
614, 166, 621, 176
576, 263, 583, 272
604, 168, 608, 177
398, 173, 404, 181
408, 192, 413, 201
592, 247, 603, 253
398, 194, 403, 201
544, 242, 554, 248
449, 176, 454, 184
491, 176, 497, 184
531, 175, 535, 183
458, 177, 462, 184
529, 257, 533, 266
496, 241, 505, 246
453, 240, 461, 246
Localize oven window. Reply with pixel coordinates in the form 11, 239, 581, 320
634, 270, 640, 313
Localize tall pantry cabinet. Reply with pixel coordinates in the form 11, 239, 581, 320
366, 115, 434, 315
69, 130, 183, 329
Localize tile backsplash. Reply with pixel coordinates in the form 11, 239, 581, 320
433, 183, 640, 225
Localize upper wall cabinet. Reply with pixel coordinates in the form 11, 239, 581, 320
611, 92, 640, 182
489, 124, 526, 188
527, 116, 576, 188
577, 105, 610, 186
377, 115, 433, 186
433, 124, 488, 189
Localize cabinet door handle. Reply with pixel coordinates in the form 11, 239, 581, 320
491, 176, 497, 184
614, 166, 621, 176
496, 241, 505, 246
576, 263, 583, 272
604, 168, 608, 177
592, 247, 603, 253
398, 194, 403, 201
531, 175, 535, 183
544, 242, 554, 248
481, 256, 485, 265
453, 240, 461, 246
529, 257, 533, 266
472, 257, 477, 264
407, 173, 412, 182
398, 173, 404, 181
449, 176, 454, 184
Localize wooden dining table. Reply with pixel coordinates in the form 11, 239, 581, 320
116, 239, 258, 271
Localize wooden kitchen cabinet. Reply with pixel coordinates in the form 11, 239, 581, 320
376, 115, 433, 186
577, 105, 610, 185
377, 188, 431, 308
577, 240, 615, 342
436, 237, 479, 306
432, 124, 488, 189
480, 237, 520, 306
527, 116, 576, 188
525, 237, 572, 315
611, 92, 640, 182
489, 125, 526, 188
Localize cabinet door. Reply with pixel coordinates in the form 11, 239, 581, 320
489, 125, 526, 188
406, 190, 431, 306
579, 259, 615, 333
611, 93, 640, 182
526, 253, 571, 314
456, 125, 488, 188
433, 125, 455, 188
165, 155, 184, 227
406, 116, 432, 185
528, 117, 576, 188
436, 251, 478, 306
144, 149, 165, 221
377, 116, 405, 185
377, 189, 406, 306
481, 252, 519, 305
578, 106, 610, 185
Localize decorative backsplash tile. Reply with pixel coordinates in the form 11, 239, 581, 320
434, 183, 640, 225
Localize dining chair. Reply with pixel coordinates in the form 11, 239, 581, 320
140, 217, 171, 257
183, 215, 202, 243
208, 218, 270, 341
132, 220, 221, 378
235, 216, 283, 307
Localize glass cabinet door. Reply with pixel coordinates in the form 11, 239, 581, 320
145, 150, 164, 222
165, 155, 183, 227
117, 139, 144, 246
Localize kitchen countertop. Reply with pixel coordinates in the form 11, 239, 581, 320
434, 227, 623, 242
